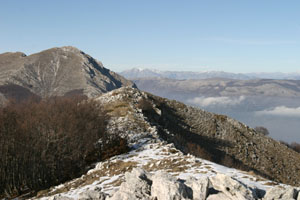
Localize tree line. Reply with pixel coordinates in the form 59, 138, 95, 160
0, 97, 128, 198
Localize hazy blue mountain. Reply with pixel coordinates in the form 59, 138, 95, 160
120, 68, 300, 80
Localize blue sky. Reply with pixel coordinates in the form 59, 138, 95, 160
1, 0, 300, 73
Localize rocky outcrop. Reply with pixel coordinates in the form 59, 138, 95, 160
209, 173, 256, 200
32, 87, 300, 200
78, 188, 107, 200
108, 168, 193, 200
263, 185, 299, 200
0, 46, 135, 98
151, 171, 191, 200
108, 168, 300, 200
108, 168, 152, 200
96, 87, 300, 186
184, 177, 209, 200
44, 168, 300, 200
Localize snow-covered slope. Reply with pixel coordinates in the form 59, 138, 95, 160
34, 87, 300, 200
36, 136, 280, 199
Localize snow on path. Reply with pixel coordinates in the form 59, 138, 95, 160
37, 134, 277, 199
36, 88, 281, 199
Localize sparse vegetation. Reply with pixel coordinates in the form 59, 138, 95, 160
0, 97, 128, 198
290, 142, 300, 153
280, 141, 300, 154
137, 98, 153, 112
254, 126, 269, 136
105, 101, 132, 117
37, 160, 138, 198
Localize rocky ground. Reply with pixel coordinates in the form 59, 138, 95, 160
34, 136, 300, 200
32, 87, 300, 200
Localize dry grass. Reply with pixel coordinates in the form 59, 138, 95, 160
191, 161, 202, 168
169, 149, 180, 154
142, 157, 191, 173
162, 148, 180, 154
245, 170, 267, 182
204, 165, 212, 169
36, 160, 138, 198
214, 114, 227, 122
110, 177, 125, 187
105, 101, 132, 117
263, 181, 279, 186
197, 171, 208, 174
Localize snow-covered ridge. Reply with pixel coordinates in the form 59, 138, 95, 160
36, 125, 299, 199
34, 87, 300, 200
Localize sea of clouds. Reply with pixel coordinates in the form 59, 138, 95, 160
187, 96, 246, 107
255, 106, 300, 117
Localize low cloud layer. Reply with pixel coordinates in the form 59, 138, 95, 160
256, 106, 300, 117
187, 96, 245, 107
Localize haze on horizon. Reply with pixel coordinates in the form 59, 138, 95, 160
1, 0, 300, 73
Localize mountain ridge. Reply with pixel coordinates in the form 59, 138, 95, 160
34, 87, 300, 200
120, 68, 300, 80
0, 46, 135, 99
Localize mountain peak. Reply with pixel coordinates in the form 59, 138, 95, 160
59, 46, 82, 53
0, 47, 135, 99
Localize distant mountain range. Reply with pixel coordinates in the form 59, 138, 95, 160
120, 68, 300, 80
132, 77, 300, 98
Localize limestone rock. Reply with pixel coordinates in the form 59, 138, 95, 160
263, 185, 298, 200
48, 195, 74, 200
68, 168, 300, 200
108, 168, 152, 200
209, 173, 256, 200
185, 176, 209, 200
206, 192, 232, 200
151, 171, 192, 200
78, 187, 107, 200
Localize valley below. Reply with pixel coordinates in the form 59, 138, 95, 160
130, 76, 300, 143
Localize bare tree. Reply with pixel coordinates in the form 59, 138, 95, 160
254, 126, 269, 136
0, 97, 128, 198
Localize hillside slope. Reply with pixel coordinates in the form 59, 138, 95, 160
101, 87, 300, 186
131, 77, 300, 143
34, 87, 300, 200
0, 47, 135, 98
137, 89, 300, 186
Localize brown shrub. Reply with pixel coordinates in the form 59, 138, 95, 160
290, 142, 300, 153
281, 141, 300, 154
0, 97, 128, 198
137, 98, 153, 111
254, 126, 269, 136
186, 142, 212, 161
